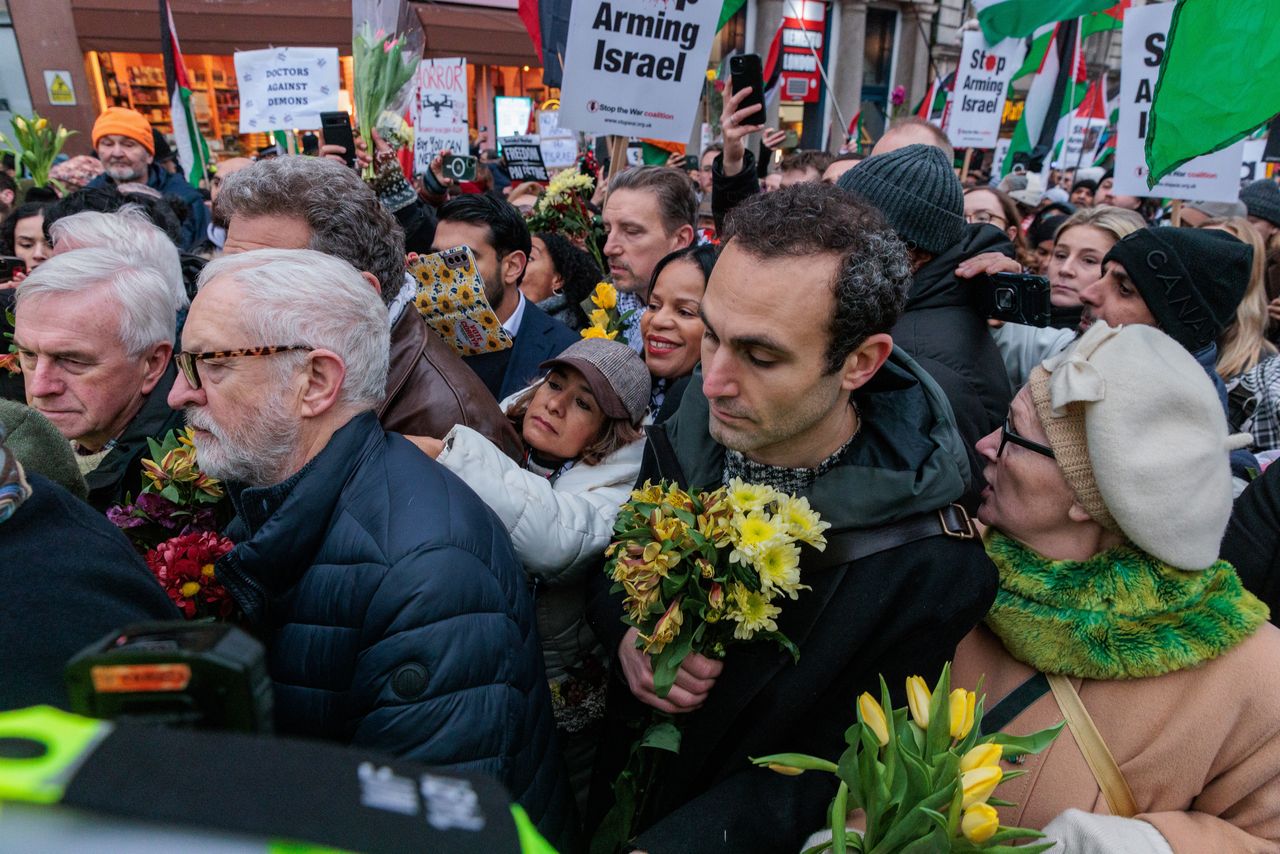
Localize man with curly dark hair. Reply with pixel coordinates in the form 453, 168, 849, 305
586, 184, 998, 852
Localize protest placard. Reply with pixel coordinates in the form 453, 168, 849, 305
558, 0, 720, 143
234, 47, 340, 134
1240, 139, 1274, 184
943, 31, 1024, 149
412, 58, 469, 176
501, 135, 549, 181
1113, 3, 1243, 202
538, 110, 578, 169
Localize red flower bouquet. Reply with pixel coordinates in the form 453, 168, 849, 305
146, 530, 236, 620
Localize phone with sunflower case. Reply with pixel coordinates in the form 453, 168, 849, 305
408, 246, 513, 356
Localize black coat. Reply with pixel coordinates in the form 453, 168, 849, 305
585, 354, 998, 853
0, 473, 180, 711
1221, 462, 1280, 624
216, 412, 571, 845
892, 224, 1016, 496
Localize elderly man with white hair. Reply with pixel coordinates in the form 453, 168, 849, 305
165, 248, 570, 846
13, 246, 183, 510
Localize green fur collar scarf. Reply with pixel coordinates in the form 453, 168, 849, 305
984, 530, 1269, 680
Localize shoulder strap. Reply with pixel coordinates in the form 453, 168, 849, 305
645, 426, 689, 488
1046, 673, 1139, 818
981, 672, 1050, 735
808, 504, 976, 570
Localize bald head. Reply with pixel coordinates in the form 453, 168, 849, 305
871, 118, 954, 163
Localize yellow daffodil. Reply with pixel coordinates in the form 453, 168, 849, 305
590, 308, 612, 328
961, 802, 999, 843
949, 688, 977, 740
857, 692, 890, 747
590, 281, 618, 310
754, 541, 806, 599
905, 675, 932, 728
726, 584, 780, 640
960, 765, 1003, 808
959, 743, 1002, 773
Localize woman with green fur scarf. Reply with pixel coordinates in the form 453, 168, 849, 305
953, 321, 1280, 853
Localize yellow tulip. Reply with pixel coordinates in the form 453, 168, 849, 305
949, 688, 976, 739
857, 692, 890, 747
961, 802, 999, 843
959, 743, 1003, 773
591, 281, 617, 310
960, 765, 1003, 808
13, 115, 27, 131
905, 675, 931, 728
35, 117, 47, 131
766, 762, 805, 776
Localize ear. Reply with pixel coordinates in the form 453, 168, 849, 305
1066, 501, 1094, 524
359, 270, 382, 298
503, 249, 528, 287
672, 224, 695, 251
838, 332, 894, 393
140, 341, 174, 395
550, 270, 565, 294
296, 349, 348, 419
0, 189, 13, 206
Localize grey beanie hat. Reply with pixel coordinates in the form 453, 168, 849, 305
837, 143, 964, 255
539, 337, 651, 425
1188, 200, 1247, 219
1239, 179, 1280, 228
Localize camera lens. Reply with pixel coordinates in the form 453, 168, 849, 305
996, 288, 1015, 312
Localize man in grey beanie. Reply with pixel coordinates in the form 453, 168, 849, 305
1240, 178, 1280, 243
838, 143, 1014, 498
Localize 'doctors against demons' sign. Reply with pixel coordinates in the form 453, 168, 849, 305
558, 0, 720, 143
235, 47, 340, 134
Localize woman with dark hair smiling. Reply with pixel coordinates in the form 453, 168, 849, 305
641, 242, 717, 422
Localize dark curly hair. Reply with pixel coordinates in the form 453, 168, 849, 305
1, 202, 51, 256
537, 231, 602, 312
722, 183, 911, 374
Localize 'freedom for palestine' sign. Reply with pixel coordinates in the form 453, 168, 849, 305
559, 0, 720, 143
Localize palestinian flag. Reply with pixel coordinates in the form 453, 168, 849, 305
1060, 77, 1109, 168
1093, 106, 1120, 167
160, 0, 209, 186
718, 0, 746, 31
517, 0, 572, 87
913, 72, 953, 123
973, 0, 1116, 45
761, 22, 784, 96
1000, 18, 1086, 176
1081, 0, 1128, 38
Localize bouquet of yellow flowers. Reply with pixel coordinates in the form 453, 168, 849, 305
580, 282, 637, 345
595, 478, 829, 852
0, 112, 76, 189
752, 663, 1062, 853
526, 165, 606, 269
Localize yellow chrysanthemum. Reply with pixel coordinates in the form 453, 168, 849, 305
730, 510, 783, 562
774, 494, 831, 549
724, 478, 774, 513
727, 584, 780, 640
754, 541, 807, 599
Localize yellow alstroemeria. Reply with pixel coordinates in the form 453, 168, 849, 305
949, 688, 977, 740
857, 692, 889, 747
959, 742, 1002, 773
640, 598, 684, 654
905, 675, 932, 728
961, 802, 999, 843
960, 765, 1003, 808
590, 281, 618, 310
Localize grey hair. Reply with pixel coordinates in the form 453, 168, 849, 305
608, 166, 698, 234
212, 156, 406, 305
196, 248, 390, 409
48, 207, 189, 312
722, 183, 912, 373
16, 248, 177, 357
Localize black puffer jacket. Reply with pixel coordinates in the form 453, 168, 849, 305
216, 412, 571, 846
892, 223, 1015, 495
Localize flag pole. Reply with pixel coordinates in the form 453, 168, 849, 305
786, 0, 848, 140
1071, 74, 1098, 174
960, 147, 974, 181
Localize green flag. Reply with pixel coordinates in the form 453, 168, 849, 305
974, 0, 1115, 45
1146, 0, 1280, 186
718, 0, 746, 31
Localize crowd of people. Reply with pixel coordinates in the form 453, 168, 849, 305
2, 88, 1280, 854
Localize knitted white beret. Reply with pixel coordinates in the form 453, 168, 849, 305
1029, 322, 1251, 570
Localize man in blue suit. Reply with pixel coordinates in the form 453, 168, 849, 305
434, 195, 578, 401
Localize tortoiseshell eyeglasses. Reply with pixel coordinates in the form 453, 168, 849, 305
175, 345, 313, 391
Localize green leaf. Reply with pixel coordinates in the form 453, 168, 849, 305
640, 720, 682, 754
925, 663, 951, 757
649, 621, 696, 698
830, 780, 849, 854
750, 753, 839, 774
987, 721, 1065, 758
985, 825, 1048, 844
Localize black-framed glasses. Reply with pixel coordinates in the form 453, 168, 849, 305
998, 417, 1056, 459
175, 345, 313, 391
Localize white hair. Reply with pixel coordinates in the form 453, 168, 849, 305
48, 207, 189, 311
196, 249, 390, 409
16, 248, 178, 357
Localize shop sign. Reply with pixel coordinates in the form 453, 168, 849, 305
537, 110, 578, 169
500, 134, 549, 181
942, 31, 1023, 149
558, 0, 721, 143
778, 0, 826, 104
43, 70, 76, 106
234, 47, 340, 134
413, 58, 469, 176
1112, 3, 1242, 202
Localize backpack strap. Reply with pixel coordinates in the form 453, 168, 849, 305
808, 504, 977, 570
645, 426, 689, 488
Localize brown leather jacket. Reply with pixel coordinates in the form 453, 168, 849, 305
379, 308, 523, 460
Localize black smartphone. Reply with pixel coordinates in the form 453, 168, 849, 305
319, 111, 356, 167
301, 131, 319, 156
975, 272, 1052, 327
441, 153, 478, 182
729, 54, 766, 127
0, 255, 25, 283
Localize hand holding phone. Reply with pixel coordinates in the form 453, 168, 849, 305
728, 54, 766, 128
0, 256, 26, 285
319, 111, 356, 168
441, 153, 478, 182
975, 272, 1052, 327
